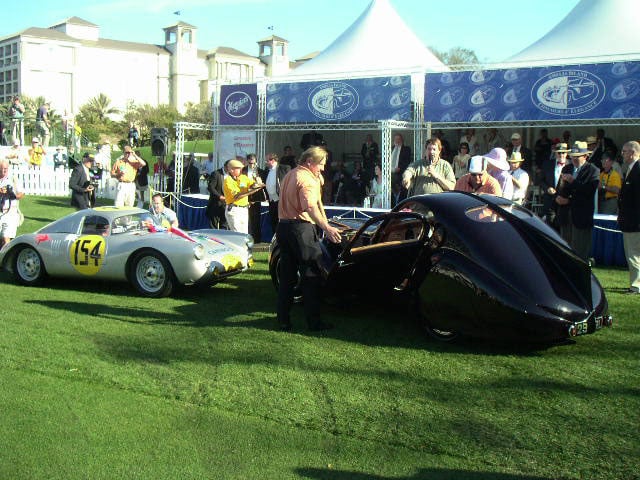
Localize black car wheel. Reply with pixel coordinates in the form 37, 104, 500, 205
130, 250, 175, 298
268, 248, 302, 303
413, 292, 459, 342
13, 246, 46, 286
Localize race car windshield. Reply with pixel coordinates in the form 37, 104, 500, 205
111, 213, 158, 234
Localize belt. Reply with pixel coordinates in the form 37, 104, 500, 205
120, 181, 134, 184
229, 204, 248, 208
279, 219, 310, 224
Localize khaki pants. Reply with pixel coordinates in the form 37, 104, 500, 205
623, 231, 640, 292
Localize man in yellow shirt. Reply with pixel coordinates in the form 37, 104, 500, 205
223, 159, 264, 233
111, 146, 146, 207
28, 138, 45, 168
598, 154, 621, 215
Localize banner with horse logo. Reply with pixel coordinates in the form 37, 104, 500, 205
266, 76, 411, 123
424, 61, 640, 122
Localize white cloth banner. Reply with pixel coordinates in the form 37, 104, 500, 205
218, 131, 256, 165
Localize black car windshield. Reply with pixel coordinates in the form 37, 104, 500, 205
465, 203, 534, 223
111, 212, 159, 235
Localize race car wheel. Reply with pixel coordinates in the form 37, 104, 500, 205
13, 246, 46, 286
130, 250, 175, 298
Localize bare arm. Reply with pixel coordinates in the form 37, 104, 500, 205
307, 202, 341, 243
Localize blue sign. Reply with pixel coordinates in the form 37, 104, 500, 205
266, 76, 411, 123
424, 61, 640, 122
220, 84, 257, 125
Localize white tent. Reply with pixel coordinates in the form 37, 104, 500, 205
505, 0, 640, 66
288, 0, 446, 79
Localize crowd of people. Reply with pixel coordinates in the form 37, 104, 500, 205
1, 125, 638, 308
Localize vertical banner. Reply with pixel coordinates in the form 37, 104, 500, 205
219, 84, 258, 125
218, 130, 256, 163
266, 76, 411, 123
424, 61, 640, 122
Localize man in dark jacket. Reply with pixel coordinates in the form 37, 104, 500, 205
618, 141, 640, 294
555, 141, 600, 261
243, 154, 267, 241
69, 153, 94, 210
540, 142, 571, 230
261, 153, 291, 235
206, 161, 227, 229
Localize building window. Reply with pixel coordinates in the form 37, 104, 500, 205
0, 72, 4, 82
4, 45, 10, 56
13, 82, 17, 93
0, 85, 4, 95
12, 43, 17, 54
181, 30, 192, 43
261, 45, 271, 56
166, 31, 176, 44
6, 71, 11, 81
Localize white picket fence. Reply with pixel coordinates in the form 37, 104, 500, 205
10, 165, 208, 200
12, 165, 118, 199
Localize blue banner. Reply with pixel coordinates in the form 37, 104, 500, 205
266, 76, 411, 123
219, 84, 258, 125
424, 61, 640, 123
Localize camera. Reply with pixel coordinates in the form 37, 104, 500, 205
1, 184, 16, 201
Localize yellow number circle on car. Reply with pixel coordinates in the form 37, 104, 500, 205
69, 235, 106, 275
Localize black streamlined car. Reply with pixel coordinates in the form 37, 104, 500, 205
268, 192, 612, 343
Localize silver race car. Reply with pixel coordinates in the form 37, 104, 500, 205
0, 206, 254, 297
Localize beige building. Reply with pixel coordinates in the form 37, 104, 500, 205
0, 17, 309, 115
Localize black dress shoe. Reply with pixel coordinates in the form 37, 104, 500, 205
308, 321, 334, 332
623, 288, 639, 295
279, 323, 292, 332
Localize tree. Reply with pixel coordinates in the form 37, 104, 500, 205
132, 103, 181, 146
431, 46, 479, 70
182, 101, 213, 141
77, 93, 119, 124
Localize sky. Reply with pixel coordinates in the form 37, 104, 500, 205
0, 0, 581, 63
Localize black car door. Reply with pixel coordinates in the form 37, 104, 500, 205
325, 212, 431, 294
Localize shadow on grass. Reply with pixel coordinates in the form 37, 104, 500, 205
295, 467, 557, 480
12, 267, 560, 357
28, 197, 74, 208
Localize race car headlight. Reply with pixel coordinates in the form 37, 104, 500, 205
246, 236, 254, 250
193, 243, 205, 260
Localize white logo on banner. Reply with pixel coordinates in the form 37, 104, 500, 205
532, 69, 605, 115
308, 82, 359, 120
224, 91, 253, 118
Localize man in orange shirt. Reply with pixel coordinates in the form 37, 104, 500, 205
454, 155, 503, 196
276, 146, 341, 332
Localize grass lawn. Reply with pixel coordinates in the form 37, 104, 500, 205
1, 197, 638, 480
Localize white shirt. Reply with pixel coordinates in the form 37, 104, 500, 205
554, 160, 567, 188
511, 168, 530, 201
391, 145, 400, 170
266, 166, 278, 201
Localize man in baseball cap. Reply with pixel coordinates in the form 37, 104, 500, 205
454, 155, 502, 196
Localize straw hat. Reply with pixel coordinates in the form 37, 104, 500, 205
568, 141, 592, 157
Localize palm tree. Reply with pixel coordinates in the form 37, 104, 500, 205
84, 93, 119, 122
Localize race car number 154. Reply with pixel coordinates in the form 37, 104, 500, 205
70, 235, 106, 275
